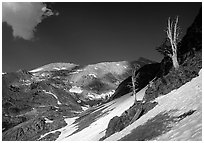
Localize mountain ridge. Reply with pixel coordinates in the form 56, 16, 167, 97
29, 56, 155, 73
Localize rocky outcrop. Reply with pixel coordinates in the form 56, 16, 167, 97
110, 63, 161, 100
100, 101, 158, 140
3, 117, 66, 141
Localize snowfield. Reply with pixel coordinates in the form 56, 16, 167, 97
56, 92, 135, 141
39, 69, 202, 141
105, 69, 202, 141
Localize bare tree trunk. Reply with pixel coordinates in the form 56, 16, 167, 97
172, 52, 179, 70
132, 69, 137, 103
166, 16, 180, 70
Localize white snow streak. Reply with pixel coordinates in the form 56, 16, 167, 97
29, 67, 43, 72
44, 117, 53, 123
42, 90, 62, 105
69, 86, 83, 94
53, 67, 61, 70
88, 73, 97, 78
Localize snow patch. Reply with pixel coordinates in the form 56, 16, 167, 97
81, 105, 89, 111
44, 117, 53, 123
87, 93, 95, 100
88, 73, 97, 78
69, 86, 83, 94
42, 90, 62, 105
30, 67, 43, 73
69, 71, 79, 74
135, 85, 148, 101
77, 69, 83, 72
53, 67, 61, 70
86, 90, 115, 100
99, 90, 115, 100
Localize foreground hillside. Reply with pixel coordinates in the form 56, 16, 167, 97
105, 69, 202, 141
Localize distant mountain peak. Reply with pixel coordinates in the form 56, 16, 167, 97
30, 62, 79, 72
137, 57, 157, 64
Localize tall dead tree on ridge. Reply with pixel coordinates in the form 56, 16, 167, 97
167, 16, 180, 69
157, 16, 180, 70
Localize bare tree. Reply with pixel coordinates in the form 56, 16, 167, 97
132, 68, 137, 102
157, 16, 180, 70
131, 65, 140, 104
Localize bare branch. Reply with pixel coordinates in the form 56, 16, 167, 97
158, 16, 180, 69
173, 16, 179, 42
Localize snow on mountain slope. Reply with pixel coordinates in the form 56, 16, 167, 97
37, 79, 147, 141
105, 69, 202, 141
56, 92, 135, 141
34, 90, 136, 141
37, 69, 202, 141
30, 63, 78, 72
30, 67, 44, 72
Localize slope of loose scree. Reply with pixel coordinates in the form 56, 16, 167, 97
2, 58, 154, 141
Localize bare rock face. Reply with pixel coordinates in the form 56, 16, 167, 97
101, 101, 158, 140
110, 63, 161, 100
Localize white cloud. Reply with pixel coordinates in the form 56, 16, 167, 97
2, 2, 58, 40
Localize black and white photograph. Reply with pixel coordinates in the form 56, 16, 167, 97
2, 1, 202, 141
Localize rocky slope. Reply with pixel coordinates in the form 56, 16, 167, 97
110, 62, 161, 100
2, 57, 155, 141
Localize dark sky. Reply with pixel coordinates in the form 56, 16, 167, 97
2, 2, 201, 72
